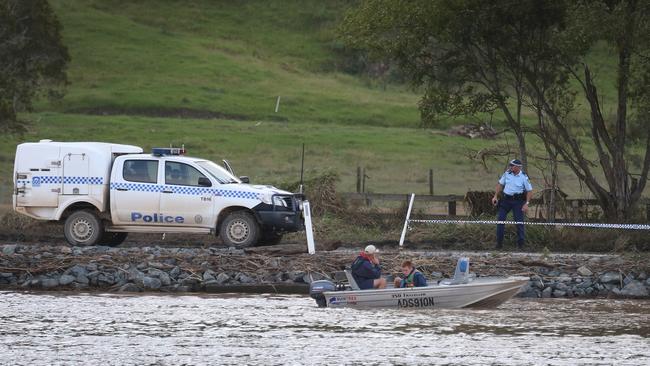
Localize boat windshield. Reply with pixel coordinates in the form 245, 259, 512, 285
196, 160, 241, 184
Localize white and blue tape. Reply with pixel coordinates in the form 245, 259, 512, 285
409, 219, 650, 231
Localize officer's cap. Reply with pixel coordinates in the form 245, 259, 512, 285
509, 159, 523, 167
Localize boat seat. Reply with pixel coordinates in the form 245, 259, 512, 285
440, 257, 470, 285
344, 269, 360, 290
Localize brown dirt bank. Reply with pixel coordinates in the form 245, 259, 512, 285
3, 207, 649, 253
66, 106, 288, 122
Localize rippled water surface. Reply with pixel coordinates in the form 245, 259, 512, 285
0, 292, 648, 365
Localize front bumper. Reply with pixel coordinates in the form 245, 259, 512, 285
254, 193, 305, 232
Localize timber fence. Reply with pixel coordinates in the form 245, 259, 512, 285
341, 192, 650, 222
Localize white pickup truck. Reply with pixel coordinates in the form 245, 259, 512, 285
13, 140, 304, 247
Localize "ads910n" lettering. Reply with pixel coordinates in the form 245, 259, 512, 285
131, 212, 184, 223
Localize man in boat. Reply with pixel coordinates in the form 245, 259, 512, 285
491, 159, 533, 250
393, 260, 428, 288
351, 245, 387, 289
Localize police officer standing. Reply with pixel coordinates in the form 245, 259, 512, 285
491, 159, 533, 249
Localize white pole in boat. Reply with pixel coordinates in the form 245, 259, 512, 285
399, 193, 415, 247
304, 200, 316, 254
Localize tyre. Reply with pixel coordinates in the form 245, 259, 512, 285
260, 230, 283, 246
99, 232, 128, 247
64, 210, 103, 246
219, 211, 260, 248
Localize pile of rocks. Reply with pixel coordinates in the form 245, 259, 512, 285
1, 243, 649, 298
517, 266, 649, 298
0, 244, 327, 293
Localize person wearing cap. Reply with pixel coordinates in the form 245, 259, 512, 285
393, 260, 427, 288
351, 245, 387, 290
491, 159, 533, 249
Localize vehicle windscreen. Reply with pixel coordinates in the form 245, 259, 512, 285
196, 160, 241, 184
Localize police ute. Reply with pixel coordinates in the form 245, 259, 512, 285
13, 140, 304, 247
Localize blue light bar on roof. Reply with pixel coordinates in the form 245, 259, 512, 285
152, 147, 186, 156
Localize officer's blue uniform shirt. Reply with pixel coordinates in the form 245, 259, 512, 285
499, 170, 533, 195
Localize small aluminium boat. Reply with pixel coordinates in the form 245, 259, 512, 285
309, 257, 528, 309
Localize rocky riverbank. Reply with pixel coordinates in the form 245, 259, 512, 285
1, 243, 649, 298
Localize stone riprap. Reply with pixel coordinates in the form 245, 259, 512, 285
0, 244, 648, 298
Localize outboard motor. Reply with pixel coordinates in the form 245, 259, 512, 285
309, 280, 336, 307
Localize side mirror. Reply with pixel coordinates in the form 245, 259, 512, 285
239, 176, 250, 184
198, 177, 212, 187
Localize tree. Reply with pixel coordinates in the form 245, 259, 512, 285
523, 0, 650, 221
0, 0, 69, 132
340, 0, 650, 221
339, 0, 569, 167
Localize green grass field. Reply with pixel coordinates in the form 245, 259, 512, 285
42, 0, 420, 127
0, 112, 589, 196
1, 0, 647, 206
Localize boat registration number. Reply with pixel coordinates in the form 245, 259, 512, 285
397, 297, 436, 308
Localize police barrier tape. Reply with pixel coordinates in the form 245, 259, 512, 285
398, 193, 650, 247
408, 219, 650, 231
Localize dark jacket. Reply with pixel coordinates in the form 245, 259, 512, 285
399, 268, 427, 288
351, 253, 381, 290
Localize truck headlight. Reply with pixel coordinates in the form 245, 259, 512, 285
261, 194, 288, 207
273, 196, 288, 207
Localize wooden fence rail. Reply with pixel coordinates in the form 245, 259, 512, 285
341, 192, 650, 220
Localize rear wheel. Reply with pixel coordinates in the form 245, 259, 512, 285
64, 210, 103, 246
219, 211, 260, 248
99, 232, 128, 247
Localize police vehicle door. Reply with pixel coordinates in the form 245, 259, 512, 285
14, 144, 61, 207
111, 158, 162, 225
159, 161, 214, 227
62, 151, 90, 195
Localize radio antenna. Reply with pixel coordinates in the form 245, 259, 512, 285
299, 143, 305, 194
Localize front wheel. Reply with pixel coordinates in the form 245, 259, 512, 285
219, 211, 260, 248
64, 210, 103, 246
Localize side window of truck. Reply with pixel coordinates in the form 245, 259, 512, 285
165, 161, 206, 186
123, 160, 158, 183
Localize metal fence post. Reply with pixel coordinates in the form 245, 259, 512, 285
356, 167, 361, 193
448, 200, 457, 216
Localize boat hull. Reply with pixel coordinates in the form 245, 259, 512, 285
322, 277, 528, 309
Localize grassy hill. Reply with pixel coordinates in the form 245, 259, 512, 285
42, 0, 420, 127
1, 0, 647, 206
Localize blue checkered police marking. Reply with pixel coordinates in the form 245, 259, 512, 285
109, 182, 261, 200
214, 189, 260, 200
111, 182, 164, 193
27, 176, 104, 186
63, 176, 104, 185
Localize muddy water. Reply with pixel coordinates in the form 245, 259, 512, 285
0, 292, 648, 365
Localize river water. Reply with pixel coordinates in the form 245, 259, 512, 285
0, 292, 648, 366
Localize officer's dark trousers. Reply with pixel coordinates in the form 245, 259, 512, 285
496, 199, 525, 247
